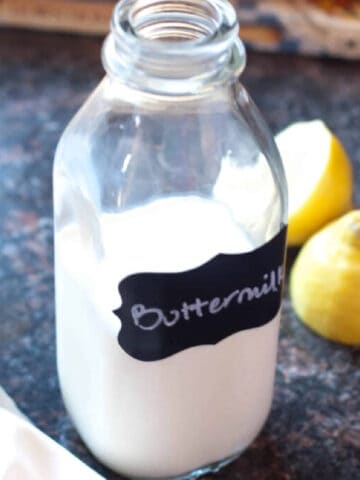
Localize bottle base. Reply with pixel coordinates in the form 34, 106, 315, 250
131, 451, 241, 480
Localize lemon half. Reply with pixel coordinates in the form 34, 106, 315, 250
276, 120, 353, 246
290, 211, 360, 346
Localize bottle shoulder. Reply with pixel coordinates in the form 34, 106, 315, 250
53, 78, 287, 243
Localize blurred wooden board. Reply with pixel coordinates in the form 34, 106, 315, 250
1, 0, 360, 59
0, 0, 115, 34
237, 0, 360, 59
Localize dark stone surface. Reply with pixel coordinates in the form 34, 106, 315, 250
0, 28, 359, 480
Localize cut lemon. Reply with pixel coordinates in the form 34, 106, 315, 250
276, 120, 353, 246
290, 211, 360, 346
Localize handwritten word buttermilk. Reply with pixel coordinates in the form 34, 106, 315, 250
131, 266, 283, 331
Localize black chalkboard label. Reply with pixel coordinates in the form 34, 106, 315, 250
113, 226, 287, 362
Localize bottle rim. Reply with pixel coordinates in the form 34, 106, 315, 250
102, 0, 245, 95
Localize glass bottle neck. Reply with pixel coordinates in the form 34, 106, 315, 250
102, 0, 246, 95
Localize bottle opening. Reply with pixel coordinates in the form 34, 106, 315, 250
128, 0, 222, 42
103, 0, 245, 94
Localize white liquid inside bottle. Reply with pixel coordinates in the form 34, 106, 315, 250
55, 196, 280, 478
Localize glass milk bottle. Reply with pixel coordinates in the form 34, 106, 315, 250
53, 0, 288, 478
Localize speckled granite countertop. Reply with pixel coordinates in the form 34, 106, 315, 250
0, 29, 359, 480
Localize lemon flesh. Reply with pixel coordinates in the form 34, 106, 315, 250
290, 211, 360, 346
276, 120, 353, 246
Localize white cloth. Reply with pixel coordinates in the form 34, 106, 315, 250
0, 387, 105, 480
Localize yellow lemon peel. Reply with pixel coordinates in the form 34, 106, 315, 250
290, 210, 360, 346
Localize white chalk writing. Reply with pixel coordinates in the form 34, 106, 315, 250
131, 266, 283, 331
